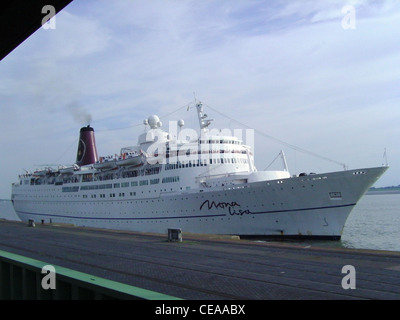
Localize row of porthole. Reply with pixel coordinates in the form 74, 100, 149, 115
50, 216, 256, 224
267, 184, 316, 192
20, 182, 291, 199
19, 196, 288, 210
19, 186, 307, 209
16, 190, 161, 198
17, 185, 315, 202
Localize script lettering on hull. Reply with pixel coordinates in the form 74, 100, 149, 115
200, 200, 253, 216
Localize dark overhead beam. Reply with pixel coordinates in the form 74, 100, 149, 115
0, 0, 73, 61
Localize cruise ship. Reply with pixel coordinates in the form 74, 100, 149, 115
11, 102, 388, 239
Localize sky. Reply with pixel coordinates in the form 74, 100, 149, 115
1, 0, 399, 198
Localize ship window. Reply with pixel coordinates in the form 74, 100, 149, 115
62, 186, 79, 192
162, 176, 180, 183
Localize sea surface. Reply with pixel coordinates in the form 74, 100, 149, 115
1, 194, 399, 252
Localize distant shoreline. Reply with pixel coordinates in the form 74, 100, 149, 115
367, 190, 400, 195
367, 186, 400, 195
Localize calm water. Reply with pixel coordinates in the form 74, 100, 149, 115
341, 193, 400, 252
1, 194, 399, 252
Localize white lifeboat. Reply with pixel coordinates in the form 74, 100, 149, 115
94, 156, 117, 170
115, 151, 145, 167
59, 166, 75, 174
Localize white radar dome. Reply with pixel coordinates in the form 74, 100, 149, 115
148, 115, 160, 129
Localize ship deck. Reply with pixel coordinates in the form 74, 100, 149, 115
1, 219, 400, 300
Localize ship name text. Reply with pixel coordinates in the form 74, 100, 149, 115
200, 200, 253, 216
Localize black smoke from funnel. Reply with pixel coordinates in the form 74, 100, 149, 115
67, 101, 92, 125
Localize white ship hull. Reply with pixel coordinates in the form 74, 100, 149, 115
11, 103, 388, 240
11, 166, 387, 239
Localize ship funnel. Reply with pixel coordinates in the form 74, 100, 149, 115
76, 125, 98, 166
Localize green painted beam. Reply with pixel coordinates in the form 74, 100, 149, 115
0, 249, 181, 300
